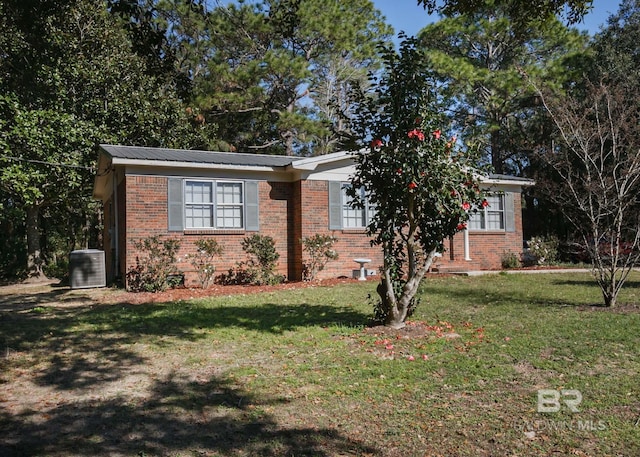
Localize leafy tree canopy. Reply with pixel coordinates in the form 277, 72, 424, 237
417, 0, 593, 27
0, 0, 207, 279
418, 5, 589, 175
180, 0, 392, 155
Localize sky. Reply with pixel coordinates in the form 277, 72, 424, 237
371, 0, 622, 38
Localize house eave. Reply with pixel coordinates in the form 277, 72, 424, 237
288, 150, 355, 171
482, 176, 536, 187
93, 153, 113, 201
109, 157, 285, 173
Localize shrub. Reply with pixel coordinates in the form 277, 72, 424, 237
500, 251, 521, 269
126, 236, 181, 292
526, 236, 559, 266
186, 238, 223, 289
219, 234, 284, 285
302, 234, 338, 281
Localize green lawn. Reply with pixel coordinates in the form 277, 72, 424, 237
1, 272, 639, 456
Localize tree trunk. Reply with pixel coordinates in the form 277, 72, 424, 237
602, 284, 617, 308
490, 129, 503, 174
379, 248, 439, 329
25, 205, 47, 281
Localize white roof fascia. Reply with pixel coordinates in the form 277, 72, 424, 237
481, 177, 536, 187
289, 150, 355, 170
110, 157, 283, 173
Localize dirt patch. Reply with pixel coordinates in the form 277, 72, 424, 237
576, 303, 640, 314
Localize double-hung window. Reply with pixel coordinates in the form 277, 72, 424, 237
329, 182, 375, 229
215, 182, 243, 229
468, 194, 505, 231
184, 180, 244, 229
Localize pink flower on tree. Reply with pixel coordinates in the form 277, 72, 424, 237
408, 128, 425, 141
462, 202, 471, 211
371, 138, 383, 149
432, 129, 441, 140
456, 222, 467, 231
481, 199, 489, 208
408, 182, 418, 190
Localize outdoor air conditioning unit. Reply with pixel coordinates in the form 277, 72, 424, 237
69, 249, 106, 289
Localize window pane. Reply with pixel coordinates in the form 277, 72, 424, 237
468, 211, 484, 230
186, 181, 213, 204
486, 211, 504, 230
186, 205, 213, 228
216, 205, 243, 228
217, 182, 243, 204
343, 207, 365, 228
487, 195, 503, 210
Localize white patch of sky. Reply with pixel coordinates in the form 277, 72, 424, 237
371, 0, 621, 39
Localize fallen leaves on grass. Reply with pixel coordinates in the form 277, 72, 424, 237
361, 320, 490, 360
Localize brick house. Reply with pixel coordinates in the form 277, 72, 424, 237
93, 144, 533, 286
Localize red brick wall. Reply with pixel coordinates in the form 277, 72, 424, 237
434, 192, 524, 271
121, 176, 294, 287
297, 180, 383, 280
290, 181, 303, 280
118, 174, 524, 287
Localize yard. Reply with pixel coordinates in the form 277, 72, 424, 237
1, 272, 639, 456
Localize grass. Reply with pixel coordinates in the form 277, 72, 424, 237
1, 273, 639, 456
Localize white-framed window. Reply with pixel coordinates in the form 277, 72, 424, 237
216, 181, 243, 229
341, 183, 376, 229
469, 194, 505, 231
184, 180, 244, 229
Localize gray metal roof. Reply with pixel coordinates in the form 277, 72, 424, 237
100, 144, 303, 168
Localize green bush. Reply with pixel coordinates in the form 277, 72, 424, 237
302, 234, 338, 281
186, 238, 223, 289
219, 234, 284, 285
500, 251, 521, 269
43, 255, 69, 282
126, 236, 181, 292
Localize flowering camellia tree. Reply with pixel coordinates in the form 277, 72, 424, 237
344, 36, 487, 328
